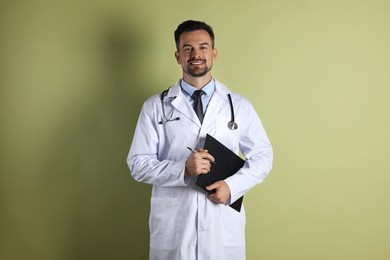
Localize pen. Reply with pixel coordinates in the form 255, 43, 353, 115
187, 147, 216, 164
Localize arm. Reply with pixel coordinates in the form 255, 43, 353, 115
127, 100, 188, 187
127, 99, 215, 187
224, 100, 273, 204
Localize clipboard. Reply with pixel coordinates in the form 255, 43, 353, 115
196, 134, 245, 212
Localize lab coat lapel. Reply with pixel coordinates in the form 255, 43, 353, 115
203, 82, 230, 125
168, 83, 201, 127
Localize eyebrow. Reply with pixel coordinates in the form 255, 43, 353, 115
182, 42, 210, 48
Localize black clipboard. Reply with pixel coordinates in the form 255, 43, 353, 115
196, 134, 245, 212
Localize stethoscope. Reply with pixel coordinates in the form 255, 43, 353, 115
159, 88, 238, 130
158, 88, 180, 124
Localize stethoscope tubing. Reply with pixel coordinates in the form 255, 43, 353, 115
159, 88, 238, 130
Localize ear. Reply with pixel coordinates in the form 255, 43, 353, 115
175, 51, 181, 64
212, 48, 218, 61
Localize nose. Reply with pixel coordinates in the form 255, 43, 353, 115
191, 48, 201, 58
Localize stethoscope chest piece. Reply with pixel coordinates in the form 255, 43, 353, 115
228, 121, 238, 130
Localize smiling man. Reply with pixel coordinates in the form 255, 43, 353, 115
175, 28, 217, 80
127, 20, 273, 260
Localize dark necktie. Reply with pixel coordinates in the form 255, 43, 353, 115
192, 90, 204, 123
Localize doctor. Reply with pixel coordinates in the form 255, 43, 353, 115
127, 20, 273, 260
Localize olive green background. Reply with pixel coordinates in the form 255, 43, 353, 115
1, 0, 389, 259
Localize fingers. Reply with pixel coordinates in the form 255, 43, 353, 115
206, 182, 218, 191
185, 151, 212, 177
208, 191, 228, 204
207, 181, 231, 205
192, 161, 211, 175
185, 148, 216, 177
198, 149, 215, 163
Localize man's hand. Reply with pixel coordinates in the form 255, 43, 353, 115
206, 181, 231, 205
185, 149, 215, 177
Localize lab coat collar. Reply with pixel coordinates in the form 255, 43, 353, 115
168, 81, 200, 126
167, 80, 231, 127
166, 79, 230, 98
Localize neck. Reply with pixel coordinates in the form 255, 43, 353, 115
182, 74, 213, 89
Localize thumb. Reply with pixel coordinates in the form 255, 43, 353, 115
206, 182, 219, 191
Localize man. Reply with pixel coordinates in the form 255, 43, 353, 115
127, 20, 273, 260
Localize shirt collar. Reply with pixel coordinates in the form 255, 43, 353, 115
180, 78, 215, 97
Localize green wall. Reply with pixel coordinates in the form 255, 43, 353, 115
1, 0, 389, 259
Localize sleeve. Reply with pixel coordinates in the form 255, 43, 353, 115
126, 99, 189, 187
224, 99, 273, 204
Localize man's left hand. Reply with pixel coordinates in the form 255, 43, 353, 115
206, 181, 231, 205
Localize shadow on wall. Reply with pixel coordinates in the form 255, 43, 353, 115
40, 19, 155, 259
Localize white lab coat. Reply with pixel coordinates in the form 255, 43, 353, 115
127, 80, 273, 260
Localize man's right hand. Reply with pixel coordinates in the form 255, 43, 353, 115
185, 149, 215, 177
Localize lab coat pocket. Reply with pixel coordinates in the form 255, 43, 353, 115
149, 197, 179, 249
222, 206, 246, 246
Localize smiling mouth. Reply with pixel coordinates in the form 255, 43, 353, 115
189, 59, 205, 65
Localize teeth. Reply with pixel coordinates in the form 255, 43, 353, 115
190, 60, 204, 65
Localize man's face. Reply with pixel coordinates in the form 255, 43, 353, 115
175, 30, 217, 78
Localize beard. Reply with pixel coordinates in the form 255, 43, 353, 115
184, 60, 213, 77
187, 67, 210, 77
